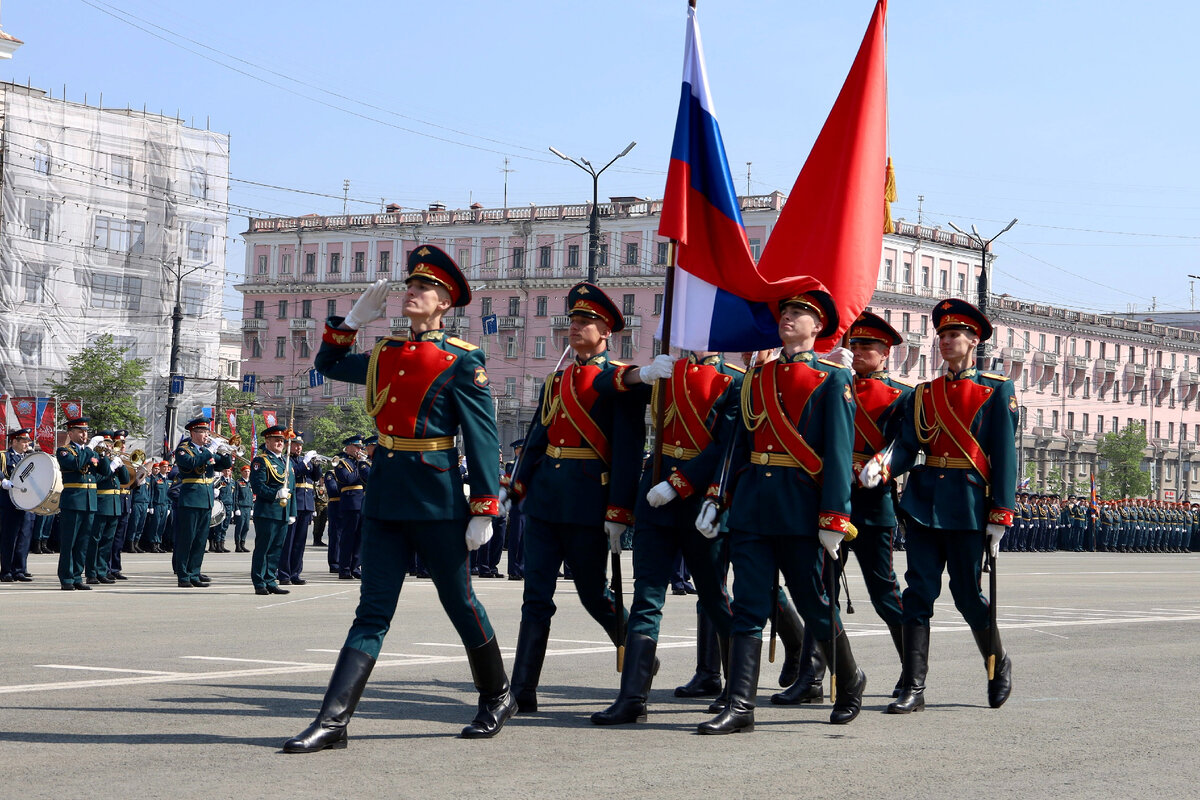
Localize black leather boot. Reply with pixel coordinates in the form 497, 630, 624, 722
775, 597, 805, 687
705, 635, 731, 713
283, 647, 375, 753
697, 634, 760, 735
509, 619, 550, 713
887, 623, 929, 714
461, 637, 517, 738
675, 611, 722, 698
972, 627, 1012, 708
819, 631, 866, 725
769, 626, 825, 705
591, 634, 657, 725
888, 622, 905, 698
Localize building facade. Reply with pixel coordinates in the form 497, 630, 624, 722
239, 195, 1200, 500
0, 81, 230, 446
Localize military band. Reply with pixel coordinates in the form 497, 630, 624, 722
249, 425, 297, 595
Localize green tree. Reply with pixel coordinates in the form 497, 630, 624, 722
1044, 467, 1065, 496
1097, 422, 1152, 499
308, 398, 374, 455
48, 334, 148, 434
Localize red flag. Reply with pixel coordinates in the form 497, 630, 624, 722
755, 0, 889, 348
12, 397, 36, 431
226, 408, 238, 436
263, 410, 277, 428
60, 399, 84, 421
36, 401, 56, 453
0, 395, 7, 440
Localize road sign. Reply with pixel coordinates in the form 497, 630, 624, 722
482, 313, 498, 336
169, 375, 184, 394
308, 369, 324, 388
241, 374, 256, 393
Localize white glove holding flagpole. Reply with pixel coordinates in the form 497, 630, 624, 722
986, 524, 1006, 558
695, 499, 720, 539
637, 353, 677, 384
646, 480, 678, 508
343, 279, 389, 330
859, 442, 895, 489
826, 346, 854, 369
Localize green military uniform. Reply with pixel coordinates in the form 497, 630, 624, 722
56, 419, 113, 589
88, 433, 130, 583
249, 441, 297, 592
173, 419, 234, 587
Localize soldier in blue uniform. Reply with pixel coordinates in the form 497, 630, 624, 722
127, 461, 152, 554
286, 244, 512, 752
210, 467, 234, 553
501, 282, 645, 715
173, 417, 235, 588
697, 284, 864, 734
88, 432, 129, 585
1, 428, 37, 582
862, 298, 1016, 713
322, 467, 341, 572
279, 434, 319, 585
56, 417, 112, 590
146, 460, 171, 553
232, 464, 254, 552
502, 439, 525, 580
332, 436, 370, 580
250, 426, 297, 595
109, 430, 135, 572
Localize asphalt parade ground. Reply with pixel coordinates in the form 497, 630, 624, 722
2, 545, 1198, 799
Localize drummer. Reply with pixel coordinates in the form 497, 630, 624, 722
1, 428, 37, 583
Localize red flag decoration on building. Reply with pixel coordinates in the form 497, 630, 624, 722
12, 397, 36, 431
226, 408, 238, 437
35, 398, 56, 453
60, 399, 83, 421
0, 395, 7, 440
263, 410, 277, 428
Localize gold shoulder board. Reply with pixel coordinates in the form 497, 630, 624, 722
446, 336, 478, 351
818, 358, 850, 370
981, 372, 1010, 381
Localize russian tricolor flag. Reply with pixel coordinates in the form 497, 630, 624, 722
658, 5, 781, 353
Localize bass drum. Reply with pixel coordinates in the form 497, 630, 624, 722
210, 498, 226, 528
9, 451, 63, 516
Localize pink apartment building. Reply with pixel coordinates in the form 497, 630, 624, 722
238, 194, 1200, 500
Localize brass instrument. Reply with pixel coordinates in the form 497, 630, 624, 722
121, 449, 149, 481
303, 450, 332, 467
209, 434, 245, 458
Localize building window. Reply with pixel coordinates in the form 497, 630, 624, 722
251, 337, 262, 359
353, 252, 365, 272
90, 273, 142, 311
1067, 412, 1075, 430
34, 140, 52, 174
1097, 416, 1105, 434
23, 263, 48, 304
329, 253, 341, 273
939, 270, 948, 290
957, 273, 966, 294
301, 299, 312, 319
508, 297, 520, 317
511, 247, 525, 270
620, 335, 633, 360
535, 296, 548, 316
1155, 421, 1161, 438
257, 255, 269, 274
918, 264, 926, 286
94, 217, 145, 253
504, 377, 517, 397
481, 297, 492, 317
1052, 410, 1059, 429
598, 243, 609, 266
190, 168, 208, 199
458, 248, 471, 268
506, 336, 518, 359
654, 293, 664, 316
182, 283, 205, 317
1169, 422, 1175, 442
656, 241, 669, 265
539, 246, 551, 269
109, 154, 133, 183
625, 242, 638, 265
275, 337, 287, 358
884, 258, 894, 282
622, 294, 635, 316
1054, 336, 1061, 355
567, 245, 580, 268
184, 221, 208, 256
1082, 414, 1089, 433
279, 253, 292, 274
749, 238, 761, 261
18, 330, 43, 366
253, 300, 264, 319
901, 313, 911, 332
278, 300, 288, 319
305, 252, 317, 274
322, 379, 334, 397
484, 247, 497, 269
298, 339, 311, 359
534, 336, 547, 359
918, 354, 927, 378
1039, 333, 1046, 351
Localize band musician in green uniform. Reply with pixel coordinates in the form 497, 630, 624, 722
56, 417, 113, 590
250, 425, 297, 595
173, 417, 235, 588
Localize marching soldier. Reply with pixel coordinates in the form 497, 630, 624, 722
56, 416, 112, 590
232, 465, 254, 552
501, 282, 645, 716
173, 417, 235, 588
698, 282, 864, 734
333, 435, 370, 580
862, 298, 1016, 713
88, 432, 129, 585
279, 434, 320, 585
250, 426, 297, 595
590, 349, 740, 725
286, 244, 512, 752
1, 428, 36, 582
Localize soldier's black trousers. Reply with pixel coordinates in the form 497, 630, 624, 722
899, 522, 990, 630
728, 529, 840, 641
629, 517, 732, 640
845, 524, 904, 625
520, 517, 622, 633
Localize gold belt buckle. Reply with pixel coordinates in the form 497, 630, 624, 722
673, 445, 685, 459
548, 446, 561, 458
758, 452, 770, 465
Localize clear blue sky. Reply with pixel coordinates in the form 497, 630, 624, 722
5, 1, 1198, 320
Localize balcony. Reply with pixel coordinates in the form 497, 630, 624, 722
1151, 438, 1170, 450
444, 316, 470, 333
1032, 426, 1055, 439
624, 315, 642, 328
1093, 359, 1117, 374
242, 318, 268, 331
551, 315, 571, 329
495, 398, 520, 412
389, 317, 412, 331
1125, 363, 1147, 378
1182, 442, 1196, 455
1001, 347, 1026, 363
289, 318, 315, 331
1064, 430, 1084, 445
903, 331, 926, 348
498, 316, 524, 330
1065, 355, 1088, 370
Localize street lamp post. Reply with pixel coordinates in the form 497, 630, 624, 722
948, 218, 1017, 368
163, 256, 213, 455
548, 142, 637, 284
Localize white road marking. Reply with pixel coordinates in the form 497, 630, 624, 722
35, 665, 179, 675
180, 657, 328, 666
1029, 629, 1070, 639
255, 589, 355, 609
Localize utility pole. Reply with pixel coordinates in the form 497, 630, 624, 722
342, 179, 350, 215
501, 157, 515, 210
548, 141, 637, 284
163, 256, 213, 456
948, 218, 1018, 368
746, 162, 752, 196
1188, 274, 1200, 311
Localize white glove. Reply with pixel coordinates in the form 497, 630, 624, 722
344, 279, 389, 330
233, 509, 240, 517
826, 346, 853, 369
638, 353, 677, 384
275, 487, 290, 501
695, 499, 720, 539
498, 487, 512, 516
604, 521, 627, 554
214, 486, 221, 498
288, 516, 296, 525
214, 442, 234, 456
465, 516, 493, 551
818, 529, 843, 560
88, 435, 105, 449
859, 455, 887, 488
646, 480, 678, 508
0, 478, 11, 490
147, 507, 155, 515
110, 458, 123, 472
986, 523, 1006, 558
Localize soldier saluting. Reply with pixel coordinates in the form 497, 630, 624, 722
861, 298, 1017, 713
286, 244, 510, 753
